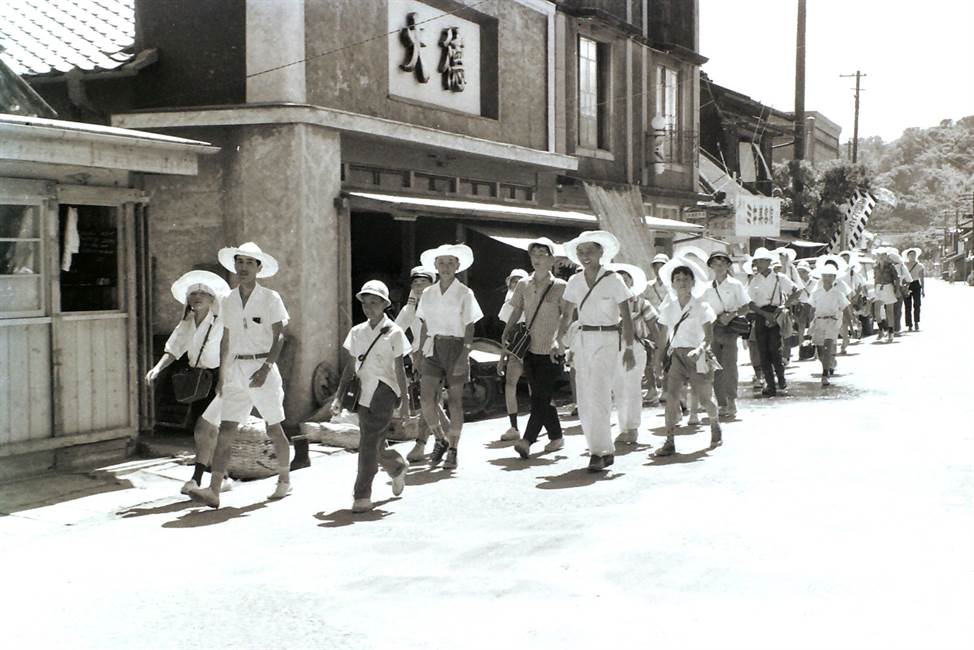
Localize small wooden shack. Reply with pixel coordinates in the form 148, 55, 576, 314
0, 113, 216, 479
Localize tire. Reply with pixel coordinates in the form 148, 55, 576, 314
462, 376, 496, 419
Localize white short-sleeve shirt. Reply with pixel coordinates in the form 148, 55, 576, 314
810, 285, 850, 318
221, 284, 290, 357
703, 275, 748, 316
563, 269, 631, 326
416, 279, 483, 337
658, 296, 716, 348
342, 315, 411, 408
645, 279, 669, 309
164, 311, 224, 369
497, 291, 525, 324
748, 271, 795, 307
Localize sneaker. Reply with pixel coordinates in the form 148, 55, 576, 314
390, 464, 407, 497
429, 439, 449, 467
710, 426, 723, 448
821, 376, 830, 387
761, 387, 777, 398
543, 438, 564, 453
614, 430, 638, 445
187, 486, 220, 509
220, 477, 235, 493
653, 439, 676, 457
352, 498, 374, 513
180, 479, 198, 496
514, 439, 531, 459
687, 414, 700, 426
268, 481, 292, 500
587, 454, 605, 472
442, 448, 458, 470
500, 427, 520, 442
406, 440, 427, 463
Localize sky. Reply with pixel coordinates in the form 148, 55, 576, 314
698, 0, 974, 143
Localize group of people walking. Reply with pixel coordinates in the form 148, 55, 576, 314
149, 232, 926, 513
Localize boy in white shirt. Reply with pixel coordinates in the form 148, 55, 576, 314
416, 244, 484, 470
747, 247, 799, 397
497, 269, 529, 442
809, 256, 853, 387
333, 280, 412, 513
702, 251, 749, 420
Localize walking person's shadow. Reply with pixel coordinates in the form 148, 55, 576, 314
535, 466, 625, 490
162, 502, 267, 528
314, 498, 399, 527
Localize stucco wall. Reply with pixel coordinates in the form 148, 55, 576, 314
303, 0, 548, 151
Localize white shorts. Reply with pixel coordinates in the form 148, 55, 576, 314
876, 283, 898, 305
219, 359, 286, 425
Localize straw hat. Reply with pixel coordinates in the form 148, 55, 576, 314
218, 242, 280, 278
526, 236, 559, 257
563, 230, 620, 266
420, 243, 474, 273
903, 247, 922, 259
676, 245, 708, 265
774, 247, 797, 263
409, 265, 436, 282
506, 269, 530, 283
170, 270, 231, 305
606, 262, 648, 298
356, 279, 391, 306
813, 254, 848, 279
751, 247, 776, 263
658, 255, 712, 298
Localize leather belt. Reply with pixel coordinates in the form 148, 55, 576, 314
579, 324, 621, 332
235, 353, 269, 360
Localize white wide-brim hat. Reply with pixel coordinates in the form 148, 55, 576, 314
421, 243, 474, 273
658, 255, 712, 298
837, 250, 862, 271
356, 279, 391, 305
506, 269, 530, 283
170, 270, 231, 305
651, 253, 670, 266
751, 247, 776, 263
813, 254, 848, 278
218, 242, 279, 278
774, 247, 797, 263
676, 245, 709, 265
606, 262, 648, 298
409, 265, 436, 282
903, 247, 922, 259
526, 236, 559, 256
563, 230, 620, 266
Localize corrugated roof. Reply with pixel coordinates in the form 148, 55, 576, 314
0, 0, 135, 77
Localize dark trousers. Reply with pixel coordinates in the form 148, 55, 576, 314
904, 281, 922, 327
522, 352, 563, 444
754, 313, 785, 389
893, 299, 903, 332
354, 382, 406, 500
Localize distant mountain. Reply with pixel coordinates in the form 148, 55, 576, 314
850, 117, 974, 233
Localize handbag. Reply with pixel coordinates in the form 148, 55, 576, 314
711, 281, 752, 338
505, 280, 555, 360
339, 325, 390, 411
171, 320, 216, 404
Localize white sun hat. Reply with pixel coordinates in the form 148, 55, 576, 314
218, 242, 280, 278
356, 279, 392, 306
506, 268, 530, 283
170, 270, 231, 305
750, 247, 776, 263
658, 255, 712, 298
409, 265, 436, 282
606, 262, 648, 298
903, 247, 922, 259
837, 249, 862, 271
420, 243, 475, 273
563, 230, 620, 266
525, 236, 559, 257
651, 253, 670, 266
774, 247, 797, 263
813, 254, 848, 278
676, 245, 708, 265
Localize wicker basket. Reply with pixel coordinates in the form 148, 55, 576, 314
227, 416, 278, 480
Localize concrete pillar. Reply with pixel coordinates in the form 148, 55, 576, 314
224, 123, 341, 424
246, 0, 306, 103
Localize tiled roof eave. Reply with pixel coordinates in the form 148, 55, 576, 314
24, 47, 156, 84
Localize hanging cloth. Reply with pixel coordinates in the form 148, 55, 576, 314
62, 207, 80, 271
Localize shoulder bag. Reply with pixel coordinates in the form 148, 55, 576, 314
172, 319, 217, 404
563, 271, 614, 349
505, 281, 555, 360
661, 309, 691, 373
339, 325, 391, 412
712, 281, 751, 337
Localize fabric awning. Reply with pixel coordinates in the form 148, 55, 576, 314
466, 224, 576, 254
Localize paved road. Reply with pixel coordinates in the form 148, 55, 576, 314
3, 280, 973, 650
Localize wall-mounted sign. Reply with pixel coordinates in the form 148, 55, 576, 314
734, 194, 780, 237
388, 0, 481, 115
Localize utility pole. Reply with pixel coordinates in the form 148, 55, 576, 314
793, 0, 807, 221
840, 70, 866, 163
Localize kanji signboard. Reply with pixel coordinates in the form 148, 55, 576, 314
734, 194, 781, 237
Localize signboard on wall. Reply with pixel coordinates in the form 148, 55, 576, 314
388, 0, 481, 115
734, 194, 781, 237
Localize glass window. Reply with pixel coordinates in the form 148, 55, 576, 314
656, 65, 683, 162
58, 205, 121, 312
578, 36, 600, 150
0, 205, 44, 316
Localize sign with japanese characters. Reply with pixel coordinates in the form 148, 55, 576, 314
734, 194, 781, 237
388, 0, 481, 115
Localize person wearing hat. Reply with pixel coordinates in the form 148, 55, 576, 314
903, 248, 925, 331
395, 266, 449, 463
416, 243, 483, 470
561, 231, 636, 471
747, 247, 798, 397
607, 262, 657, 445
147, 270, 231, 496
498, 269, 530, 442
809, 257, 853, 387
794, 261, 815, 345
333, 280, 412, 513
837, 251, 867, 353
187, 243, 292, 508
653, 255, 722, 455
702, 250, 749, 420
645, 253, 671, 310
872, 248, 901, 343
773, 247, 804, 365
504, 237, 571, 459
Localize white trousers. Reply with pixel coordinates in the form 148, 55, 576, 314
574, 330, 619, 456
612, 342, 647, 432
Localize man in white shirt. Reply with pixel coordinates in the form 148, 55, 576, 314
497, 269, 528, 442
645, 253, 670, 310
702, 251, 748, 420
902, 248, 925, 331
187, 242, 292, 508
747, 247, 798, 397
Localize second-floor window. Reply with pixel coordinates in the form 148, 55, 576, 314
578, 36, 608, 150
656, 64, 682, 162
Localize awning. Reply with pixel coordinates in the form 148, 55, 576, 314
466, 224, 577, 254
346, 191, 703, 233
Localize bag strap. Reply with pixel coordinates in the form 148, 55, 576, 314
712, 280, 726, 312
772, 275, 780, 305
191, 317, 215, 369
526, 280, 555, 333
356, 325, 391, 369
578, 271, 613, 314
662, 308, 692, 359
